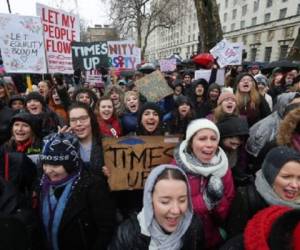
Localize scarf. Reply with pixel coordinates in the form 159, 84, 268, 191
98, 116, 122, 138
174, 142, 228, 178
137, 165, 193, 250
16, 139, 32, 153
41, 170, 80, 250
255, 170, 300, 209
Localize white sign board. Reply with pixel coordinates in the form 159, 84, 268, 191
195, 69, 225, 86
0, 14, 47, 73
210, 39, 243, 68
107, 40, 141, 69
36, 3, 80, 74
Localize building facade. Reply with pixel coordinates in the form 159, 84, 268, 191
84, 25, 119, 42
145, 0, 300, 63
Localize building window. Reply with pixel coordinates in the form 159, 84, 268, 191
240, 20, 245, 29
231, 23, 236, 31
253, 0, 260, 12
267, 30, 275, 41
282, 0, 288, 2
297, 4, 300, 15
266, 0, 272, 7
242, 35, 247, 45
279, 8, 287, 19
231, 37, 237, 42
264, 13, 271, 22
242, 5, 248, 15
252, 17, 257, 26
224, 13, 228, 22
234, 0, 238, 5
284, 26, 294, 38
193, 34, 195, 41
279, 45, 289, 59
188, 35, 190, 42
250, 48, 257, 61
264, 47, 272, 62
223, 26, 227, 32
254, 33, 261, 43
232, 9, 237, 19
225, 0, 229, 8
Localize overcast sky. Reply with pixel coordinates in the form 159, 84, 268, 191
0, 0, 111, 26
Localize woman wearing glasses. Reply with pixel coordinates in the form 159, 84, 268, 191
68, 102, 105, 178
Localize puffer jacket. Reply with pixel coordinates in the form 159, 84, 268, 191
246, 92, 298, 157
108, 214, 205, 250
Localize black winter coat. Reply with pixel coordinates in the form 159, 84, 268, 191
225, 183, 267, 238
108, 214, 205, 250
40, 169, 116, 250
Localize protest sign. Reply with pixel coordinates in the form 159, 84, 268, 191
85, 69, 104, 88
0, 14, 47, 73
71, 41, 109, 71
210, 39, 243, 68
103, 136, 180, 190
195, 68, 225, 86
159, 58, 176, 72
36, 3, 80, 74
108, 40, 141, 69
135, 70, 173, 102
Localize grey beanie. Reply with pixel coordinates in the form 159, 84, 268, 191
262, 146, 300, 185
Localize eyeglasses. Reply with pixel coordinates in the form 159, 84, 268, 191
69, 115, 90, 124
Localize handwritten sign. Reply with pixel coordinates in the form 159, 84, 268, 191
135, 70, 173, 102
107, 40, 141, 69
195, 69, 225, 85
36, 3, 80, 73
210, 39, 243, 68
159, 59, 176, 72
0, 14, 46, 73
71, 41, 109, 70
85, 70, 104, 88
103, 136, 180, 190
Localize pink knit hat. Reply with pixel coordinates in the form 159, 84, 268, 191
217, 92, 237, 105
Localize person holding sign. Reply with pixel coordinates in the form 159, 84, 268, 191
108, 164, 204, 250
173, 119, 235, 249
39, 132, 115, 250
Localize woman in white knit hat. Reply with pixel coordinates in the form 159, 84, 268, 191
173, 118, 235, 249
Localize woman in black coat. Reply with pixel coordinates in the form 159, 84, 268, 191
109, 164, 204, 250
39, 132, 115, 250
225, 146, 300, 239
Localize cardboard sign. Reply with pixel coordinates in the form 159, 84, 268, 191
135, 70, 173, 102
210, 39, 243, 68
107, 40, 141, 69
36, 3, 80, 73
85, 69, 104, 87
159, 58, 176, 72
0, 14, 47, 73
195, 69, 225, 85
103, 136, 180, 191
71, 41, 109, 70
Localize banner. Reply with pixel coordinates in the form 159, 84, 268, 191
71, 41, 109, 71
103, 136, 180, 190
0, 14, 47, 73
210, 39, 243, 68
195, 69, 225, 85
135, 70, 173, 102
36, 3, 80, 74
159, 58, 176, 72
107, 40, 141, 69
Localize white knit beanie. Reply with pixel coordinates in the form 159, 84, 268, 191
185, 118, 220, 143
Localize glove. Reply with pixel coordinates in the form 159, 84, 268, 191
203, 175, 224, 210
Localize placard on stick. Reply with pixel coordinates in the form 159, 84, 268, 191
103, 136, 180, 191
135, 70, 173, 102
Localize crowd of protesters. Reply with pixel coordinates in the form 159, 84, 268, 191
1, 61, 300, 250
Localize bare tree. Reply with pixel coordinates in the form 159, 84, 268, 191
106, 0, 186, 59
193, 0, 223, 52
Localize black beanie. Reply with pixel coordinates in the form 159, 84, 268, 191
8, 95, 25, 108
217, 115, 249, 139
137, 102, 163, 124
25, 92, 46, 108
262, 146, 300, 185
40, 132, 80, 173
10, 112, 41, 138
234, 72, 257, 92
